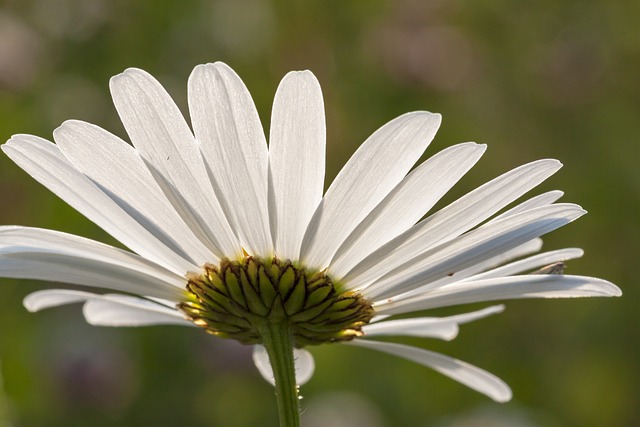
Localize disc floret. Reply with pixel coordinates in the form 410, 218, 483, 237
178, 257, 374, 347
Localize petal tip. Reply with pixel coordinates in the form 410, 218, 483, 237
81, 301, 102, 326
204, 61, 239, 78
494, 387, 513, 403
418, 110, 443, 122
475, 142, 488, 151
494, 304, 506, 314
23, 296, 40, 313
609, 283, 623, 297
212, 61, 232, 71
443, 326, 460, 341
4, 134, 30, 146
109, 67, 148, 90
549, 158, 563, 170
286, 69, 317, 79
192, 62, 218, 75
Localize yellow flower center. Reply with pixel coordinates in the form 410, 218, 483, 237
178, 257, 374, 347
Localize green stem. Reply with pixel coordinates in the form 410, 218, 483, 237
259, 318, 300, 427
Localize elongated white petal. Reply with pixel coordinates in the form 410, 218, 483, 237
365, 204, 585, 300
83, 294, 191, 327
363, 305, 504, 340
491, 190, 564, 221
345, 160, 563, 289
0, 251, 184, 300
443, 304, 505, 324
376, 275, 622, 316
24, 289, 97, 312
347, 339, 512, 402
54, 120, 215, 266
252, 345, 315, 386
461, 248, 583, 282
268, 70, 325, 260
110, 68, 242, 259
329, 143, 486, 278
189, 63, 272, 256
300, 112, 442, 269
398, 239, 543, 300
23, 289, 190, 327
363, 318, 459, 340
0, 226, 185, 288
2, 135, 196, 274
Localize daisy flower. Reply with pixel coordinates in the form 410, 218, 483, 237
1, 62, 620, 425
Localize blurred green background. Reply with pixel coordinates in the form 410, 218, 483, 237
0, 0, 637, 426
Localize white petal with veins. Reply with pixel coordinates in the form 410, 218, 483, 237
268, 70, 326, 261
301, 112, 442, 270
347, 339, 512, 402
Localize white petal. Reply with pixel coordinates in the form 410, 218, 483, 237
23, 289, 190, 327
300, 112, 442, 269
492, 190, 564, 221
410, 192, 566, 282
110, 68, 242, 259
24, 289, 97, 312
442, 304, 506, 324
346, 339, 512, 402
83, 294, 191, 327
363, 318, 459, 340
188, 63, 272, 257
252, 345, 315, 386
54, 120, 215, 266
362, 305, 504, 340
364, 204, 585, 300
344, 159, 563, 289
461, 248, 584, 282
268, 70, 325, 260
0, 251, 184, 301
0, 226, 185, 287
329, 143, 486, 278
376, 275, 622, 316
398, 239, 543, 300
2, 135, 196, 274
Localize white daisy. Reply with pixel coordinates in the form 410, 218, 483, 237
1, 62, 620, 407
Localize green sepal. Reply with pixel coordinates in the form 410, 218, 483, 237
180, 256, 374, 348
293, 321, 345, 333
304, 284, 333, 309
284, 275, 306, 315
259, 266, 277, 308
269, 296, 287, 322
202, 267, 229, 295
278, 266, 296, 297
225, 268, 248, 309
245, 258, 261, 291
289, 298, 333, 322
318, 305, 365, 322
269, 262, 281, 279
240, 269, 270, 316
195, 319, 246, 334
203, 311, 252, 329
207, 328, 259, 344
324, 297, 357, 312
195, 284, 247, 318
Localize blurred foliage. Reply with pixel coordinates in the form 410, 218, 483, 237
0, 0, 638, 426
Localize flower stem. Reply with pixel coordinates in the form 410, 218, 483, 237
259, 315, 300, 427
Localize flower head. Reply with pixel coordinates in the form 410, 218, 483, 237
1, 62, 620, 403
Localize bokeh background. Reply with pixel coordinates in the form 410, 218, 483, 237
0, 0, 637, 426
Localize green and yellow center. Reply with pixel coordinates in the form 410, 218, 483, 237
177, 257, 374, 347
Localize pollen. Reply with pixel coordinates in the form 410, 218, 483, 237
177, 257, 374, 347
